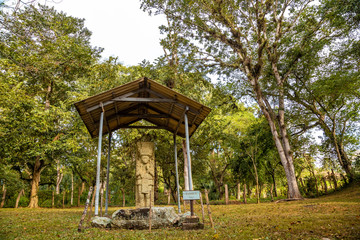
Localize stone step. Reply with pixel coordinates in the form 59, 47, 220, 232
183, 216, 200, 223
182, 222, 204, 230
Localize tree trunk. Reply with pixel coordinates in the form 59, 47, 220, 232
272, 174, 278, 197
243, 184, 247, 204
71, 173, 74, 206
322, 177, 328, 193
224, 184, 229, 205
55, 160, 63, 195
286, 184, 290, 198
81, 182, 85, 196
28, 83, 53, 208
167, 188, 171, 205
170, 184, 177, 203
247, 184, 252, 199
77, 185, 81, 207
270, 184, 274, 202
216, 183, 224, 200
15, 189, 24, 208
199, 192, 205, 224
1, 186, 6, 208
204, 189, 214, 229
78, 186, 93, 232
77, 181, 85, 206
28, 158, 44, 208
276, 143, 301, 198
327, 173, 333, 189
340, 174, 347, 185
331, 169, 337, 190
338, 143, 353, 180
174, 191, 178, 204
163, 15, 179, 89
331, 132, 354, 180
88, 185, 96, 222
121, 188, 125, 207
52, 191, 54, 208
251, 76, 302, 199
253, 161, 260, 204
237, 183, 241, 200
62, 190, 66, 208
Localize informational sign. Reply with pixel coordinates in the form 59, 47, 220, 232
183, 190, 201, 200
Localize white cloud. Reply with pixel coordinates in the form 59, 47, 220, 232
46, 0, 166, 66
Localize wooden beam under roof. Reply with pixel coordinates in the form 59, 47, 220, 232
114, 97, 177, 103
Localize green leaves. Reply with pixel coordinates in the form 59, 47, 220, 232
0, 5, 102, 204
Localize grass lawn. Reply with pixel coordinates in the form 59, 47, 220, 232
1, 183, 359, 240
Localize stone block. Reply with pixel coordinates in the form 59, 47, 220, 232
91, 216, 111, 228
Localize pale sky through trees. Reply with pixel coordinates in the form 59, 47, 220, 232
44, 0, 166, 66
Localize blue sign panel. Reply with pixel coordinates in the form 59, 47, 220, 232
183, 190, 201, 200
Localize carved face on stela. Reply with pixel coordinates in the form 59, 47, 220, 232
141, 155, 150, 164
138, 142, 154, 164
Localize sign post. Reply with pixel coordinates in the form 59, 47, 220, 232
183, 190, 200, 217
182, 190, 204, 230
183, 190, 201, 201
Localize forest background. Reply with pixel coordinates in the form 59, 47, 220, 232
0, 0, 359, 209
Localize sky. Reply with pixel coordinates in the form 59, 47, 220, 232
42, 0, 166, 66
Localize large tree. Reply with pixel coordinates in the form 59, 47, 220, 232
0, 5, 101, 207
284, 2, 360, 180
141, 0, 352, 198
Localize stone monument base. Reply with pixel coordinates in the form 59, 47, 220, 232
91, 207, 186, 230
182, 216, 204, 230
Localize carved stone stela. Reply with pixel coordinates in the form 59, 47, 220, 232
135, 142, 155, 208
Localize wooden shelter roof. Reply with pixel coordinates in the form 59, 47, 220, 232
74, 77, 211, 138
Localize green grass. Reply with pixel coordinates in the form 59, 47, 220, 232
1, 183, 359, 240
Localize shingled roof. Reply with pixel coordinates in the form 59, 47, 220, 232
74, 77, 211, 138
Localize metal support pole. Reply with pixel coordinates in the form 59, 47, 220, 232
184, 107, 193, 190
174, 133, 181, 213
94, 110, 104, 216
105, 131, 112, 216
184, 107, 194, 216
